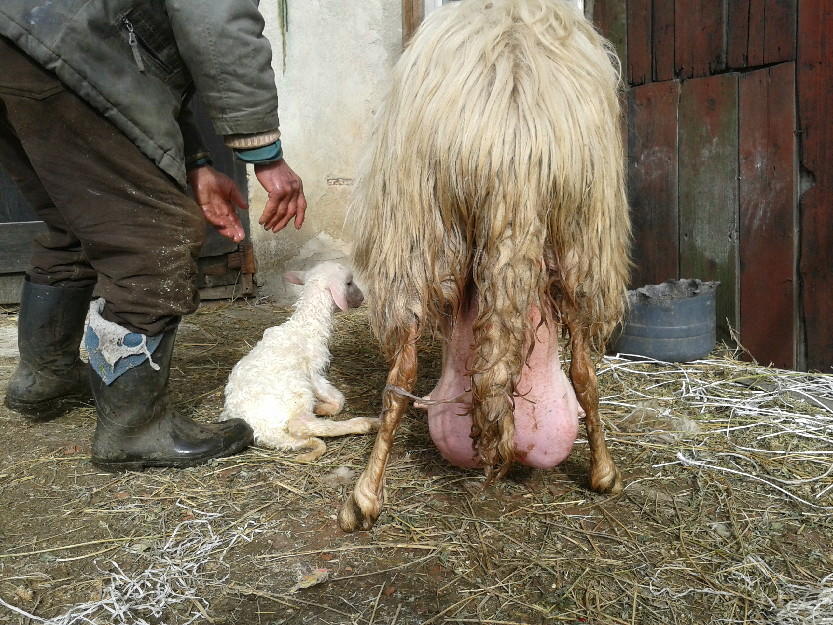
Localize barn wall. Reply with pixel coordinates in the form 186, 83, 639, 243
248, 1, 402, 302
594, 0, 830, 372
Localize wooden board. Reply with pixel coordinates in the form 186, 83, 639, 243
798, 0, 833, 371
738, 63, 796, 369
728, 0, 797, 68
627, 81, 680, 288
675, 0, 726, 78
0, 221, 47, 274
652, 0, 675, 82
0, 274, 26, 305
402, 0, 424, 46
190, 96, 249, 259
678, 74, 739, 345
0, 166, 37, 222
1, 166, 42, 299
626, 0, 651, 85
593, 0, 627, 79
727, 0, 752, 68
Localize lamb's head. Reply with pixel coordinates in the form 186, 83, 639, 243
285, 262, 364, 311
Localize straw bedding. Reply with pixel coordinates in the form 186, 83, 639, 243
0, 300, 831, 624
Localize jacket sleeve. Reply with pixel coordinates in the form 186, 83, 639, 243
164, 0, 280, 138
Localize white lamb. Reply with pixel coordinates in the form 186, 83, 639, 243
219, 262, 379, 461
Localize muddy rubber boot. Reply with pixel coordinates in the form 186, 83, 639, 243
4, 276, 94, 421
89, 325, 253, 471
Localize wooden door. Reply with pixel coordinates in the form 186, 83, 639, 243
0, 166, 45, 303
190, 96, 257, 301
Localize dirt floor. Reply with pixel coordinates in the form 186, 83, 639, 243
0, 298, 832, 625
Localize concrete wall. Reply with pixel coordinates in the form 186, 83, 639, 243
248, 0, 402, 303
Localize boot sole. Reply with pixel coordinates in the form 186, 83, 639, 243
3, 393, 92, 423
90, 434, 254, 472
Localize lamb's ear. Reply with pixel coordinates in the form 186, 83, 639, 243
328, 278, 349, 311
285, 270, 305, 285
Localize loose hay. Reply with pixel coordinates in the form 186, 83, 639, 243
1, 301, 832, 624
601, 353, 833, 510
0, 504, 262, 624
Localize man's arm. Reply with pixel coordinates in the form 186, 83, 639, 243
165, 0, 279, 137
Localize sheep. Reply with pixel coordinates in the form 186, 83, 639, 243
219, 261, 379, 461
338, 0, 631, 532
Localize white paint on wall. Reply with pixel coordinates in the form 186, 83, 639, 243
423, 0, 444, 16
249, 0, 402, 303
249, 0, 587, 304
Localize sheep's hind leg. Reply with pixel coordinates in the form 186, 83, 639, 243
339, 324, 419, 532
568, 320, 623, 494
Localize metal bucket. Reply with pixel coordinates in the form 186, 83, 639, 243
612, 279, 719, 362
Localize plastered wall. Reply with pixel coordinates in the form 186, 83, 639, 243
247, 1, 402, 302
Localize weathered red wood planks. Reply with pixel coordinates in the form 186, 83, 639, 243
592, 0, 826, 370
727, 0, 753, 68
798, 0, 833, 371
728, 0, 797, 68
627, 81, 680, 288
652, 0, 676, 81
594, 0, 629, 157
738, 63, 797, 369
627, 0, 651, 85
593, 0, 628, 77
679, 74, 739, 344
675, 0, 726, 78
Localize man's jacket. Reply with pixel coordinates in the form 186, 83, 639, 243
0, 0, 280, 186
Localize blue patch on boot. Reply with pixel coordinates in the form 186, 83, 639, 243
86, 326, 163, 385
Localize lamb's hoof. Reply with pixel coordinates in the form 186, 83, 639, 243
590, 463, 623, 494
296, 449, 325, 463
295, 437, 326, 463
338, 492, 379, 532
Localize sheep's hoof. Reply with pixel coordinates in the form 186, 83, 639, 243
338, 492, 379, 532
590, 463, 623, 495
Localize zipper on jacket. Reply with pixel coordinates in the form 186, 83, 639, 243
122, 18, 145, 72
122, 17, 176, 75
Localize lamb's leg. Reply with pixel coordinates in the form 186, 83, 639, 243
568, 320, 623, 494
339, 324, 419, 532
311, 376, 345, 416
287, 413, 379, 463
294, 437, 327, 463
288, 412, 381, 438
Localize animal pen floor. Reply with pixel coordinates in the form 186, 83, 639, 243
0, 299, 832, 625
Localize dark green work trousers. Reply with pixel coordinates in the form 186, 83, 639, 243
0, 36, 205, 335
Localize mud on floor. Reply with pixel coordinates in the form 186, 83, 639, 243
0, 300, 832, 624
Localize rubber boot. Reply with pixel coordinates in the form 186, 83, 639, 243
4, 276, 94, 421
89, 325, 253, 471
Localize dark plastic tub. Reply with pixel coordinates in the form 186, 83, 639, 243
612, 279, 719, 362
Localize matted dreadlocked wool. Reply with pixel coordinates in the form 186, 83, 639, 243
347, 0, 630, 478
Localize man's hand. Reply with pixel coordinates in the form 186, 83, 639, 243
187, 165, 248, 242
254, 159, 306, 232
